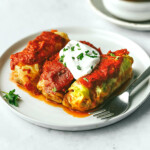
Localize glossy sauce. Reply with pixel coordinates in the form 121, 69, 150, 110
10, 68, 131, 118
78, 49, 129, 89
10, 37, 131, 118
10, 31, 67, 70
40, 58, 74, 93
13, 80, 90, 118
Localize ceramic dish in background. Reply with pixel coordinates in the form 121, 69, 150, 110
103, 0, 150, 22
89, 0, 150, 31
0, 27, 150, 131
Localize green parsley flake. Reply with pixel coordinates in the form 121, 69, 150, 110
86, 53, 97, 58
83, 78, 88, 82
76, 43, 80, 47
91, 65, 93, 70
63, 48, 68, 52
77, 65, 81, 70
72, 57, 75, 60
85, 50, 89, 54
77, 53, 84, 60
85, 50, 98, 58
63, 62, 67, 67
109, 53, 116, 57
92, 51, 98, 55
52, 87, 57, 92
59, 55, 65, 63
71, 46, 75, 51
78, 48, 81, 50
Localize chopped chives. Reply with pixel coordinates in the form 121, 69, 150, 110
63, 48, 68, 52
63, 62, 67, 67
59, 55, 65, 62
85, 50, 98, 58
92, 51, 98, 55
86, 53, 97, 58
83, 78, 88, 82
91, 65, 93, 70
85, 50, 89, 54
77, 53, 84, 60
76, 43, 80, 47
71, 46, 75, 51
72, 57, 75, 60
77, 65, 81, 70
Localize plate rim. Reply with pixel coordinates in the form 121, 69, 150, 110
0, 27, 150, 131
89, 0, 150, 31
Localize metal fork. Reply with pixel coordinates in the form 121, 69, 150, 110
90, 66, 150, 119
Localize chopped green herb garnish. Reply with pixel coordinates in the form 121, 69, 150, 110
52, 87, 57, 92
71, 46, 75, 51
91, 65, 93, 70
85, 50, 98, 58
85, 50, 89, 54
72, 57, 75, 60
86, 53, 98, 58
76, 43, 80, 47
92, 51, 98, 55
63, 62, 67, 67
1, 89, 20, 107
109, 53, 116, 57
63, 48, 68, 52
77, 65, 81, 70
77, 53, 84, 60
83, 78, 88, 82
59, 55, 65, 63
78, 48, 81, 50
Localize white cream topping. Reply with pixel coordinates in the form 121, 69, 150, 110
59, 40, 100, 79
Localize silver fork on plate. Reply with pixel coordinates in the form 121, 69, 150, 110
90, 66, 150, 119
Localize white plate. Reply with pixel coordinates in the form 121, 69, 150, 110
0, 27, 150, 131
89, 0, 150, 31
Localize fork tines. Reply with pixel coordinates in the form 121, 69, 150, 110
90, 109, 114, 119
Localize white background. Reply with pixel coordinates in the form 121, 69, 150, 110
0, 0, 150, 150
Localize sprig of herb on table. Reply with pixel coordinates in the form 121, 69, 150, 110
0, 89, 20, 107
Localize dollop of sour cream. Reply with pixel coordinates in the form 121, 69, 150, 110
59, 40, 100, 79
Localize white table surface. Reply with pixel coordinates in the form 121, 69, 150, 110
0, 0, 150, 150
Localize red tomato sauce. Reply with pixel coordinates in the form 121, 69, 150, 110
10, 36, 131, 117
10, 31, 67, 70
38, 41, 101, 93
39, 59, 74, 93
78, 49, 129, 89
14, 81, 89, 118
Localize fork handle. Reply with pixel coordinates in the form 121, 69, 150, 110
128, 66, 150, 93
